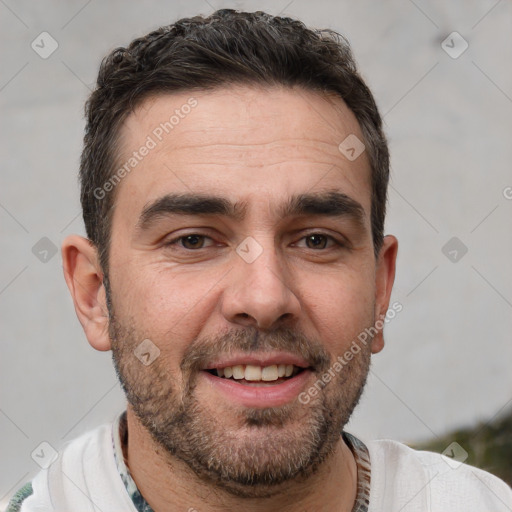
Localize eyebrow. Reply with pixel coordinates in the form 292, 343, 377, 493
136, 190, 366, 231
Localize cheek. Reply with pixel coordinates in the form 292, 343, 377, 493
111, 264, 222, 353
303, 270, 376, 352
113, 262, 201, 316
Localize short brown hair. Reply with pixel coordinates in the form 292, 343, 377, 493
80, 9, 389, 275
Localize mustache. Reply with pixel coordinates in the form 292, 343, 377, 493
180, 326, 332, 376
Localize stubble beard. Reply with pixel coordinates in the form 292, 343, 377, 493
108, 304, 372, 498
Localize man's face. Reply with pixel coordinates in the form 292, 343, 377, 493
105, 85, 390, 496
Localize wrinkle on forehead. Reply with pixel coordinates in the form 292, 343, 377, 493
111, 85, 372, 222
119, 84, 363, 153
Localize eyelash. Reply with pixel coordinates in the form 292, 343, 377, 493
165, 232, 345, 251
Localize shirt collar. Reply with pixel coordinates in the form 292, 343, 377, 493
112, 411, 155, 512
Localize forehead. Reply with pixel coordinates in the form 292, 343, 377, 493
113, 85, 372, 225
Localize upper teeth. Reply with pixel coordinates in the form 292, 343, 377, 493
216, 364, 297, 381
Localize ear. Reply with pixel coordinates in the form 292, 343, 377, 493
61, 235, 111, 351
371, 235, 398, 354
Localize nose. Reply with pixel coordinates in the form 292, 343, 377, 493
220, 239, 301, 331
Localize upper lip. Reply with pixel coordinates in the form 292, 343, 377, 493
203, 351, 312, 370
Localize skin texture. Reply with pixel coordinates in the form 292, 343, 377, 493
62, 85, 398, 512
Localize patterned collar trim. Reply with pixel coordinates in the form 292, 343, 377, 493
112, 411, 154, 512
343, 431, 371, 512
112, 411, 370, 512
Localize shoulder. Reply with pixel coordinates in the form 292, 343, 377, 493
5, 422, 116, 512
366, 438, 512, 512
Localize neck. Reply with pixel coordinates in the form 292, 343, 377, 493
123, 407, 358, 512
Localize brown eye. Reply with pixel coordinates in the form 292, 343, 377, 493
293, 232, 347, 252
305, 234, 330, 249
180, 234, 207, 249
166, 234, 215, 250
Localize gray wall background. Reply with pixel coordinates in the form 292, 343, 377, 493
1, 0, 511, 507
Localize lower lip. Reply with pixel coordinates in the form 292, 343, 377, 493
200, 369, 313, 408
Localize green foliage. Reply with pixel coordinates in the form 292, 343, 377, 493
411, 409, 512, 486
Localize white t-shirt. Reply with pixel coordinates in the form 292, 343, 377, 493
367, 438, 512, 511
7, 415, 512, 511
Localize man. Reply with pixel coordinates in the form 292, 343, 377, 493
7, 9, 512, 512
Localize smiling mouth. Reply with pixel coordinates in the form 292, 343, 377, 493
204, 364, 306, 385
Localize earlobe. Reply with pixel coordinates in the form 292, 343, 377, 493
371, 235, 398, 354
61, 235, 112, 352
